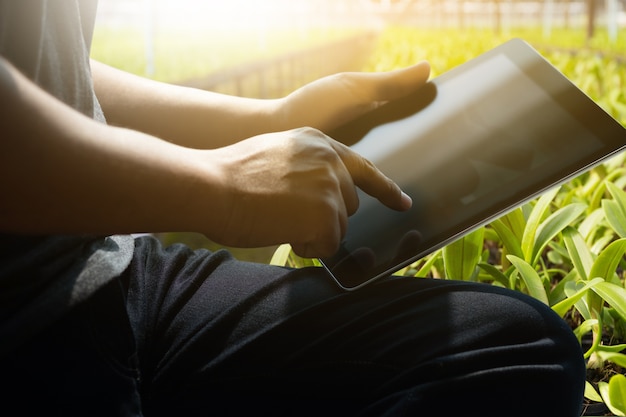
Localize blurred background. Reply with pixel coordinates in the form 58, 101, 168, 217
92, 0, 625, 262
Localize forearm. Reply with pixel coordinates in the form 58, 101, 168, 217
91, 60, 281, 149
0, 57, 225, 236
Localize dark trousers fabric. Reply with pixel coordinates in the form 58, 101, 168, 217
2, 236, 585, 416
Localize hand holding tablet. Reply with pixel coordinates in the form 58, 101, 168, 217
321, 38, 626, 290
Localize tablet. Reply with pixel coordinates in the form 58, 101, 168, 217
320, 38, 626, 291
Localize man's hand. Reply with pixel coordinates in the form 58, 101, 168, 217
277, 61, 430, 137
93, 60, 429, 149
202, 127, 412, 258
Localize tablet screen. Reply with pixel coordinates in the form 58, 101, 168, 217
321, 39, 626, 290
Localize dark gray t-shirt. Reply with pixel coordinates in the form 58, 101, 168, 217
0, 0, 134, 354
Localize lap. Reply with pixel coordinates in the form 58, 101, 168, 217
0, 236, 585, 416
125, 236, 585, 417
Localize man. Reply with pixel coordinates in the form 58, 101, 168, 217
0, 1, 585, 416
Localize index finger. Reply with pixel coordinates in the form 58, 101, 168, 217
330, 141, 412, 212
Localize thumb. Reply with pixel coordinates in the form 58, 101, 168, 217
366, 60, 431, 103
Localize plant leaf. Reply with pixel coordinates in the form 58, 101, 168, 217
500, 207, 526, 240
599, 382, 613, 413
477, 262, 510, 288
599, 373, 626, 417
563, 226, 594, 281
608, 374, 626, 416
589, 238, 626, 282
603, 200, 626, 238
443, 228, 484, 280
549, 269, 578, 306
578, 207, 606, 241
490, 219, 524, 260
606, 181, 626, 213
415, 251, 442, 277
507, 255, 549, 305
573, 319, 599, 343
591, 281, 626, 322
596, 343, 626, 353
585, 381, 604, 403
552, 277, 603, 317
531, 203, 587, 265
270, 244, 292, 266
522, 187, 559, 263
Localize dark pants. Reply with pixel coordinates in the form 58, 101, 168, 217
3, 236, 585, 416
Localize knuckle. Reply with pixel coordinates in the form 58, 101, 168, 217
359, 156, 377, 173
334, 71, 374, 103
294, 126, 325, 138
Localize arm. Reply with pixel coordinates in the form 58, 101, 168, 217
91, 59, 430, 149
1, 57, 410, 257
0, 57, 221, 236
91, 60, 280, 149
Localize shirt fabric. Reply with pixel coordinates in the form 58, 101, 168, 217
0, 0, 134, 355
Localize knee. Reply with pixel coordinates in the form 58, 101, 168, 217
447, 284, 587, 415
392, 280, 587, 416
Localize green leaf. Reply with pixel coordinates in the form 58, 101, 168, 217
608, 374, 626, 416
585, 237, 626, 321
603, 181, 626, 239
415, 251, 442, 277
522, 187, 559, 263
552, 277, 603, 317
270, 244, 320, 268
585, 381, 603, 403
606, 181, 626, 213
490, 219, 524, 260
549, 269, 578, 306
592, 281, 626, 322
589, 238, 626, 282
477, 262, 510, 288
531, 203, 587, 265
599, 383, 613, 412
596, 351, 626, 368
573, 319, 599, 343
578, 207, 605, 241
591, 234, 615, 256
443, 228, 484, 280
500, 207, 526, 240
599, 374, 626, 416
507, 255, 549, 305
270, 244, 292, 266
563, 226, 594, 281
596, 343, 626, 353
603, 200, 626, 238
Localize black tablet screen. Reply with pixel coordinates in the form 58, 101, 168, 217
321, 39, 626, 290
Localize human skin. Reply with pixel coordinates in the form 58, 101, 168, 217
0, 57, 430, 258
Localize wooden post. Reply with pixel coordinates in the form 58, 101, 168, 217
606, 0, 618, 43
494, 0, 502, 35
543, 0, 554, 39
587, 0, 596, 41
